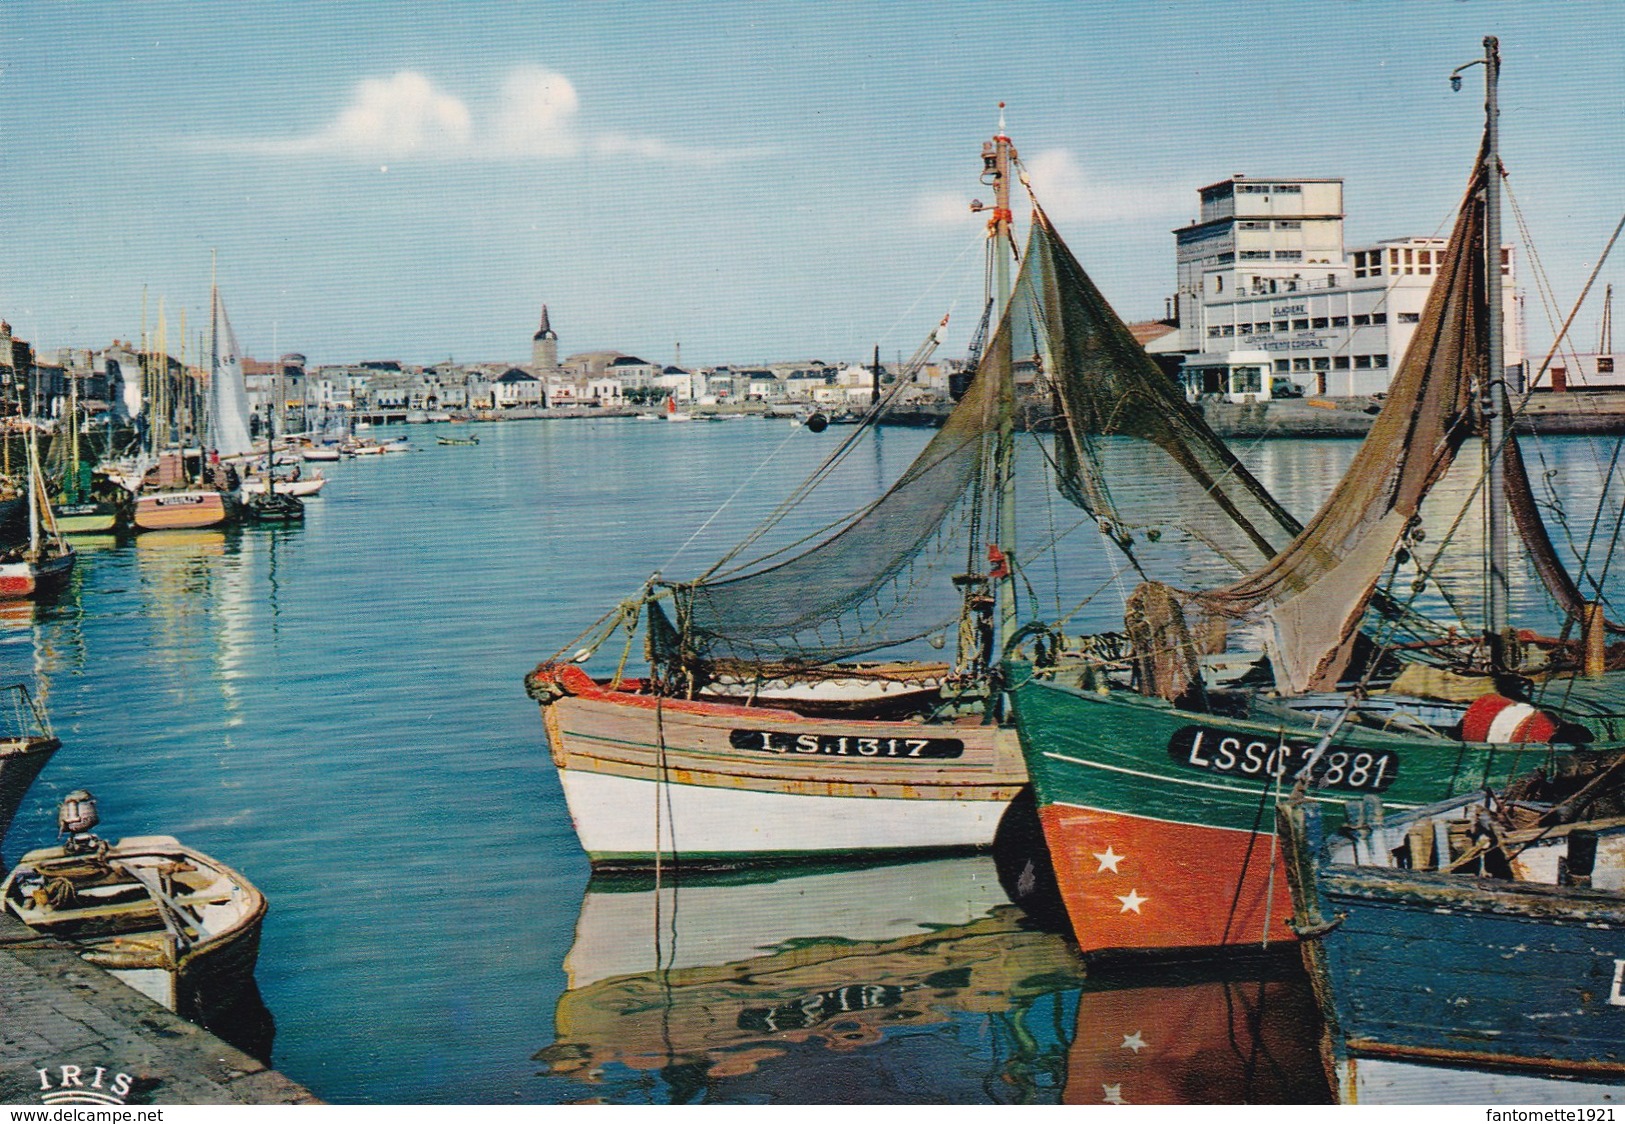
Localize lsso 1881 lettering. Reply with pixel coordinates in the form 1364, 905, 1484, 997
1167, 726, 1398, 792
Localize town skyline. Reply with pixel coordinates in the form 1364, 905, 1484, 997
3, 2, 1621, 368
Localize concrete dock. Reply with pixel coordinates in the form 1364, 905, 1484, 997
0, 912, 317, 1105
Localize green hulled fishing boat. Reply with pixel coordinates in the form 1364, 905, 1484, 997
1001, 39, 1625, 959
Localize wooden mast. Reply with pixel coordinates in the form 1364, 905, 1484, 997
988, 105, 1019, 652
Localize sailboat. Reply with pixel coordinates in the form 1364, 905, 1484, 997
1003, 37, 1625, 958
0, 422, 76, 598
662, 394, 693, 422
131, 282, 246, 532
525, 123, 1048, 868
47, 375, 126, 534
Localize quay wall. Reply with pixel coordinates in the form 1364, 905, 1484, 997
0, 913, 318, 1106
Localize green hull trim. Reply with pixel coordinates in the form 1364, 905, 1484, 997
1005, 661, 1605, 836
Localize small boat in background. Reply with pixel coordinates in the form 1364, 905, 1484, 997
436, 436, 479, 446
0, 426, 76, 597
1, 791, 267, 1024
239, 471, 325, 498
241, 491, 305, 523
662, 396, 692, 422
132, 453, 240, 531
301, 445, 342, 463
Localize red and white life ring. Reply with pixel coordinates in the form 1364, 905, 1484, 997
1462, 694, 1559, 744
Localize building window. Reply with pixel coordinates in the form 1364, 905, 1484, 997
1311, 317, 1329, 328
1371, 312, 1387, 324
1237, 323, 1252, 334
1373, 354, 1388, 367
1240, 250, 1271, 260
1217, 251, 1235, 263
1354, 355, 1372, 369
1353, 314, 1371, 327
1208, 326, 1222, 338
1275, 250, 1303, 261
1220, 325, 1234, 337
1313, 357, 1330, 370
1398, 312, 1420, 323
1275, 184, 1302, 194
1274, 320, 1290, 332
1600, 356, 1616, 374
1333, 356, 1351, 369
1292, 319, 1310, 330
1276, 219, 1301, 230
1239, 220, 1269, 230
1274, 359, 1290, 372
1292, 357, 1311, 372
1332, 315, 1349, 327
1214, 276, 1224, 293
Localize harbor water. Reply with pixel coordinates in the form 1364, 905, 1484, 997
1, 417, 1620, 1104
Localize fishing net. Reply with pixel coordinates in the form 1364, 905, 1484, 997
1140, 139, 1491, 694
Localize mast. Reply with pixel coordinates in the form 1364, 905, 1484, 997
25, 423, 39, 559
209, 251, 219, 459
987, 105, 1019, 651
1453, 36, 1508, 667
1483, 36, 1508, 661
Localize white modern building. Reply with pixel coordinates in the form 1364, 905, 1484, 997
1150, 174, 1520, 399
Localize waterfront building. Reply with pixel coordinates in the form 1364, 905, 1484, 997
1149, 174, 1521, 398
492, 368, 543, 408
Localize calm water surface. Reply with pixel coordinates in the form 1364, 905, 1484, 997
0, 418, 1619, 1103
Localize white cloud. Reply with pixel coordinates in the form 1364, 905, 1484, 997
200, 66, 766, 166
241, 71, 472, 158
486, 66, 581, 158
1018, 148, 1187, 224
914, 147, 1187, 230
914, 190, 979, 228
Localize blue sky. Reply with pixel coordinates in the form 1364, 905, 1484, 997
1, 2, 1620, 367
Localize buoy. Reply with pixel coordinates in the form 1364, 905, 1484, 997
805, 412, 828, 433
1462, 694, 1559, 744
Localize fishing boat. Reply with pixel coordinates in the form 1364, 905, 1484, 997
46, 379, 126, 534
0, 683, 61, 863
1002, 37, 1625, 958
0, 425, 76, 598
526, 121, 1069, 869
241, 359, 306, 524
1, 792, 267, 1024
132, 282, 249, 532
436, 435, 479, 446
1278, 756, 1625, 1099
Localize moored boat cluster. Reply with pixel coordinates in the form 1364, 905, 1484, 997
525, 43, 1625, 1101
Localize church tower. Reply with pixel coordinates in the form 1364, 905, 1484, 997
531, 305, 559, 373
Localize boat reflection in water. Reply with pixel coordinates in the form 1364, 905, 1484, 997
537, 856, 1334, 1103
1063, 959, 1329, 1105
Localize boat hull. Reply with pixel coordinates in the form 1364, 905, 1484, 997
1282, 804, 1625, 1093
0, 550, 75, 600
133, 490, 236, 531
1007, 662, 1598, 957
0, 734, 60, 860
533, 664, 1025, 868
53, 501, 122, 535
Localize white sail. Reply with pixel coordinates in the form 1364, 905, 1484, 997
209, 289, 256, 460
